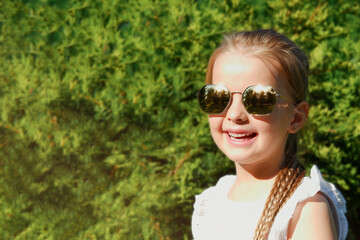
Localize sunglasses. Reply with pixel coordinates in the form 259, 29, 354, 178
198, 84, 293, 115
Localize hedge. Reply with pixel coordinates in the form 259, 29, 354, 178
0, 0, 359, 239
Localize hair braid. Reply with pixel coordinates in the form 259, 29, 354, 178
253, 155, 305, 240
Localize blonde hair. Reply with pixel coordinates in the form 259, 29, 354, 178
206, 30, 308, 239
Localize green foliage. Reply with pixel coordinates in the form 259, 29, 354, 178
0, 0, 359, 239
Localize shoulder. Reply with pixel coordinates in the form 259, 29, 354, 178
193, 175, 235, 207
287, 192, 337, 240
285, 165, 348, 240
195, 175, 235, 199
269, 165, 348, 240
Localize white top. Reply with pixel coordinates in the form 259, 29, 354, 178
192, 165, 348, 240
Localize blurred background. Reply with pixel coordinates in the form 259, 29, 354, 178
0, 0, 359, 239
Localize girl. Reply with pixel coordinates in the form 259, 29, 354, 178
192, 30, 348, 240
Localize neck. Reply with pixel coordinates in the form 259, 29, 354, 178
227, 158, 284, 203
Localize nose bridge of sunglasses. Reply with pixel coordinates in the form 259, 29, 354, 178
227, 91, 247, 113
229, 91, 244, 106
231, 91, 242, 95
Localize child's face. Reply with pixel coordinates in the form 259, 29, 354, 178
209, 52, 295, 168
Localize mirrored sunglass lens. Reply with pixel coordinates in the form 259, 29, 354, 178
242, 86, 276, 114
199, 85, 230, 114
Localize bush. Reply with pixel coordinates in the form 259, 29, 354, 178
0, 0, 359, 239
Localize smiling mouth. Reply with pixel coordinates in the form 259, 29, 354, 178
228, 132, 257, 140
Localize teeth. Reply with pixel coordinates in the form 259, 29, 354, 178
228, 132, 253, 138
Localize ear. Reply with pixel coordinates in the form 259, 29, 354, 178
289, 101, 309, 134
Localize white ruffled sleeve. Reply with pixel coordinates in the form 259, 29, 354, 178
191, 176, 236, 240
268, 165, 348, 240
191, 187, 214, 239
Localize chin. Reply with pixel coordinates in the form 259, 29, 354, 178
221, 148, 254, 164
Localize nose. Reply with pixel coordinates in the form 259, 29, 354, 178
226, 93, 249, 123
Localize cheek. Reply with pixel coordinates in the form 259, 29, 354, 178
269, 105, 293, 124
208, 116, 224, 135
266, 113, 292, 136
253, 111, 292, 136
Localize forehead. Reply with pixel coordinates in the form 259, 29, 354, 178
212, 52, 284, 91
